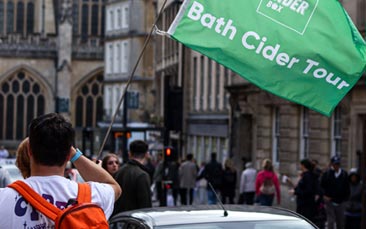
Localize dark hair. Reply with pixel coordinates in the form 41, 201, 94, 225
29, 113, 74, 166
129, 140, 148, 159
301, 158, 314, 171
262, 159, 273, 171
210, 152, 217, 160
186, 154, 193, 161
102, 153, 119, 171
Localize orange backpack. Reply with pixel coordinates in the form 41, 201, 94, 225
9, 180, 109, 229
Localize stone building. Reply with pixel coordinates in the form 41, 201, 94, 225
227, 0, 366, 208
0, 0, 105, 156
155, 0, 365, 210
104, 0, 156, 159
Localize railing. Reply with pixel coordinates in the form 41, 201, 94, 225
72, 36, 104, 60
0, 33, 57, 57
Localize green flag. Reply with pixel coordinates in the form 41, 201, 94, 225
167, 0, 366, 116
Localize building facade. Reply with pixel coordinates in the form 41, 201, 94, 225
227, 0, 366, 208
104, 0, 156, 157
0, 0, 106, 156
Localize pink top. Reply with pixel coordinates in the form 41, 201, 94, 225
255, 170, 281, 204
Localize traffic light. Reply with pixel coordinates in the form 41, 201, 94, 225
164, 146, 176, 162
114, 131, 131, 139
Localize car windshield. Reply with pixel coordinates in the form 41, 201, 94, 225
156, 221, 315, 229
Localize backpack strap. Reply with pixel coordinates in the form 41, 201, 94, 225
8, 180, 60, 221
76, 183, 91, 203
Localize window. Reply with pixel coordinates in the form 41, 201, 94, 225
114, 43, 120, 73
75, 74, 104, 127
207, 60, 212, 110
215, 63, 221, 110
26, 2, 34, 34
115, 43, 121, 73
81, 4, 89, 39
200, 56, 204, 110
121, 40, 129, 73
109, 44, 113, 73
0, 71, 46, 140
193, 57, 197, 111
272, 107, 280, 164
0, 1, 3, 34
122, 4, 129, 29
117, 8, 121, 28
7, 1, 14, 33
300, 107, 309, 159
331, 107, 342, 156
91, 4, 98, 35
104, 85, 112, 117
109, 10, 114, 31
16, 1, 23, 34
223, 68, 230, 109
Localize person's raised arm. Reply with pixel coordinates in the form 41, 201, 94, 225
70, 147, 121, 201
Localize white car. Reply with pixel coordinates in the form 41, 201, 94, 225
109, 205, 317, 229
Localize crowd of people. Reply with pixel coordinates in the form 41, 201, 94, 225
0, 113, 363, 229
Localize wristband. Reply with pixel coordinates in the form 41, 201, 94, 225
70, 148, 83, 163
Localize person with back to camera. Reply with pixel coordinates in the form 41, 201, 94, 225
112, 140, 152, 215
289, 159, 318, 224
239, 162, 257, 205
102, 153, 120, 176
255, 159, 281, 206
15, 137, 31, 179
0, 113, 122, 228
344, 168, 362, 229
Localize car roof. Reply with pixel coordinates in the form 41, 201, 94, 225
111, 205, 312, 227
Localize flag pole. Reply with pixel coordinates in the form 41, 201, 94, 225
96, 0, 169, 160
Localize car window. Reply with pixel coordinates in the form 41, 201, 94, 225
156, 221, 315, 229
110, 220, 147, 229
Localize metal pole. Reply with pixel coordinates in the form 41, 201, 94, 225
361, 150, 366, 228
122, 92, 128, 163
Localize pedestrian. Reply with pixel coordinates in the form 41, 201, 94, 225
221, 158, 237, 204
102, 153, 120, 176
239, 162, 257, 205
320, 155, 350, 229
255, 159, 281, 206
113, 140, 152, 215
15, 137, 31, 179
345, 168, 362, 229
153, 152, 166, 206
0, 145, 9, 159
179, 153, 197, 205
144, 155, 155, 183
196, 162, 207, 204
166, 159, 180, 206
0, 166, 11, 188
197, 152, 223, 204
0, 113, 121, 227
289, 159, 318, 224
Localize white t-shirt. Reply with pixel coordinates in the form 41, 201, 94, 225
0, 176, 115, 228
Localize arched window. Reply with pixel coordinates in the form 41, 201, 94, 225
91, 4, 98, 35
16, 1, 24, 33
0, 71, 46, 140
74, 74, 104, 128
7, 1, 14, 33
26, 2, 34, 34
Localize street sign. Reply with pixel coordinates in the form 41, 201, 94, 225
127, 91, 139, 109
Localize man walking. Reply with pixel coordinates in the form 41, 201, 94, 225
320, 155, 350, 229
197, 152, 223, 204
0, 113, 121, 228
113, 140, 152, 215
179, 154, 197, 205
